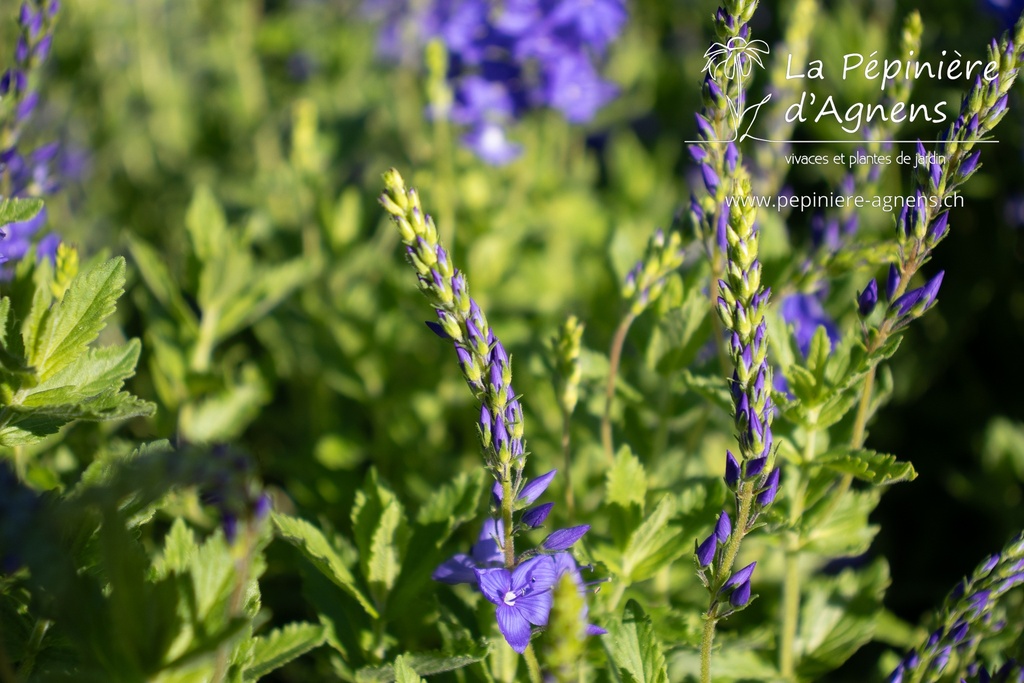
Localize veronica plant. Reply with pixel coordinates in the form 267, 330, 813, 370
381, 169, 602, 678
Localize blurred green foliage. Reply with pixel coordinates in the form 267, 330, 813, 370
0, 0, 1022, 680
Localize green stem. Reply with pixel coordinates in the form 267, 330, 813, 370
524, 644, 543, 683
561, 412, 574, 514
700, 482, 754, 683
602, 312, 636, 463
501, 476, 515, 569
700, 613, 717, 683
831, 365, 877, 505
191, 307, 219, 373
212, 529, 254, 683
432, 116, 457, 258
779, 423, 816, 677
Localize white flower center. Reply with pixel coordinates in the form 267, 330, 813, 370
503, 590, 517, 606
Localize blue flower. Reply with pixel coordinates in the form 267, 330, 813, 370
432, 517, 505, 585
780, 292, 840, 356
476, 556, 557, 653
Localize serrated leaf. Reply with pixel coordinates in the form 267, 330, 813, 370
607, 445, 647, 510
802, 490, 880, 557
806, 325, 831, 379
24, 257, 125, 380
244, 622, 326, 680
0, 197, 43, 227
604, 600, 669, 683
621, 495, 683, 583
416, 469, 486, 526
352, 469, 410, 608
392, 655, 426, 683
19, 340, 142, 407
272, 512, 378, 619
818, 449, 917, 485
155, 518, 198, 579
354, 646, 489, 682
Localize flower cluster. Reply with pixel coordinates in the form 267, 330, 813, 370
962, 661, 1023, 683
622, 227, 685, 317
858, 18, 1024, 343
382, 169, 599, 655
432, 469, 603, 653
380, 169, 525, 489
368, 0, 625, 164
888, 532, 1024, 683
0, 0, 63, 266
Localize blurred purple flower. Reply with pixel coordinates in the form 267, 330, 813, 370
780, 292, 840, 356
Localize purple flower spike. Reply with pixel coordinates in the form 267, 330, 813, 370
930, 159, 942, 189
884, 264, 901, 301
521, 503, 554, 528
477, 557, 556, 653
725, 451, 740, 487
757, 468, 780, 507
696, 533, 717, 567
858, 278, 878, 316
714, 510, 732, 543
541, 525, 590, 550
519, 470, 557, 505
729, 579, 752, 607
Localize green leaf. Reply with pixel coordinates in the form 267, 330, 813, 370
818, 449, 917, 485
272, 512, 378, 619
154, 518, 198, 578
179, 363, 269, 442
127, 236, 198, 331
185, 185, 230, 264
24, 257, 126, 380
802, 490, 880, 557
352, 469, 410, 608
244, 622, 327, 680
19, 340, 142, 407
392, 655, 426, 683
415, 469, 486, 527
604, 600, 669, 683
607, 445, 647, 510
795, 560, 890, 679
0, 197, 43, 227
621, 495, 683, 584
353, 646, 489, 682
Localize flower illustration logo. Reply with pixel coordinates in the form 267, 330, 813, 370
703, 37, 770, 82
699, 37, 772, 142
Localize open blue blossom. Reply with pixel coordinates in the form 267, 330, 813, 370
433, 518, 505, 585
476, 556, 557, 653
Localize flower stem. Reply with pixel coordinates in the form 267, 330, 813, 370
700, 613, 717, 683
561, 413, 575, 514
700, 481, 754, 682
780, 423, 815, 677
501, 476, 516, 569
602, 312, 637, 463
524, 644, 543, 683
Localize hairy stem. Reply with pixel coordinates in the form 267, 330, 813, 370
501, 476, 516, 569
524, 644, 543, 683
602, 312, 636, 463
700, 482, 755, 681
700, 613, 717, 683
